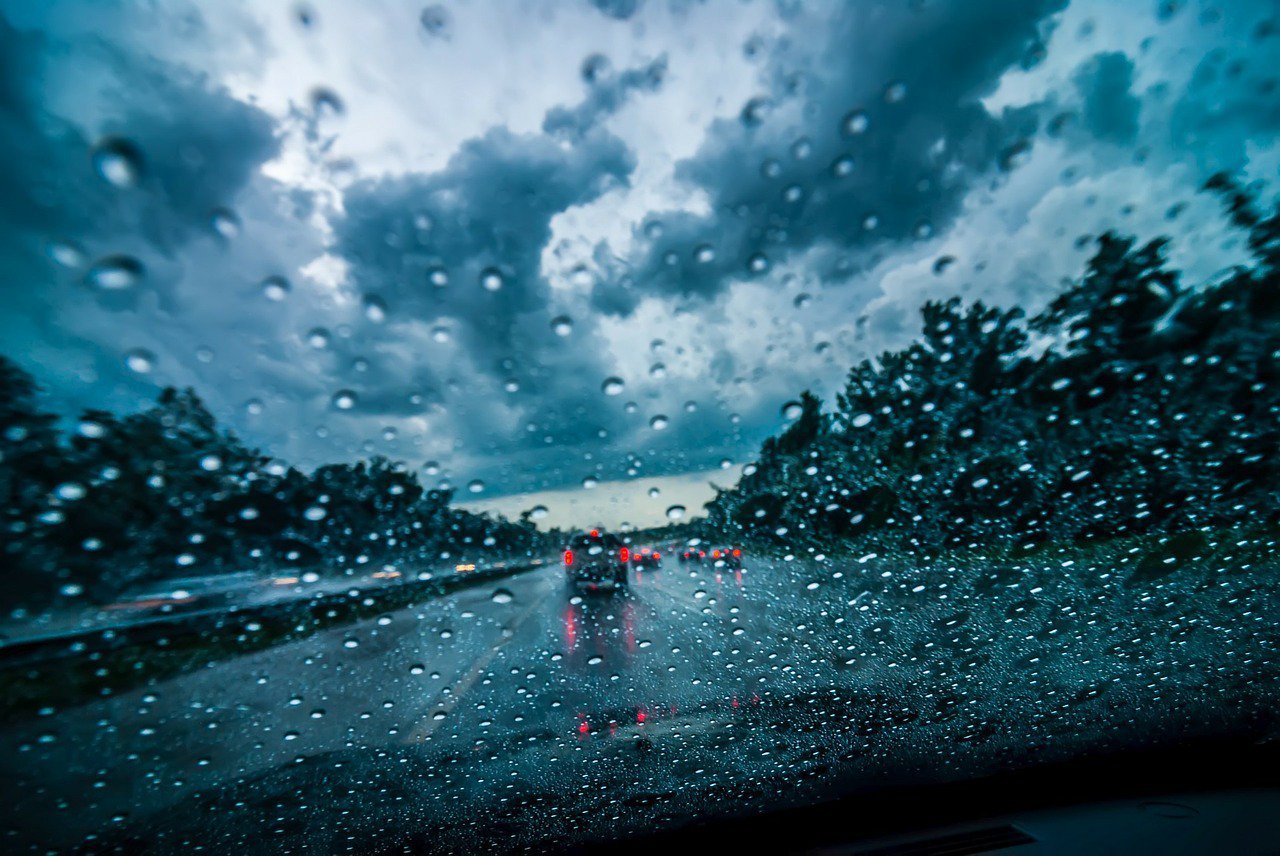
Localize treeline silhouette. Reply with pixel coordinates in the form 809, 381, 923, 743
704, 176, 1280, 565
0, 374, 548, 605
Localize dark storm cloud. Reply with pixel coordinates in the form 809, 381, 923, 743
329, 60, 677, 488
0, 16, 278, 260
1074, 52, 1140, 143
592, 0, 1065, 315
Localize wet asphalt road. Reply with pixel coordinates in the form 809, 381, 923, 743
3, 546, 1279, 853
0, 556, 845, 851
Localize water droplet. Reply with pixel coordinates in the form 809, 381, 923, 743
427, 266, 449, 287
582, 53, 611, 83
423, 461, 440, 475
245, 398, 264, 415
851, 412, 873, 428
748, 253, 769, 273
331, 390, 357, 410
261, 276, 290, 301
306, 327, 330, 348
304, 505, 327, 521
480, 267, 504, 291
694, 244, 715, 263
431, 325, 450, 343
842, 109, 869, 136
782, 401, 803, 420
602, 377, 625, 396
199, 454, 222, 472
793, 293, 811, 309
342, 638, 358, 649
420, 4, 450, 36
49, 241, 85, 268
884, 81, 908, 103
491, 588, 514, 605
124, 348, 155, 374
666, 505, 686, 521
210, 208, 240, 239
86, 256, 143, 291
649, 363, 667, 379
410, 664, 425, 675
550, 315, 575, 337
91, 137, 143, 188
363, 294, 387, 322
582, 476, 599, 489
529, 505, 549, 520
649, 415, 669, 431
832, 155, 854, 177
55, 483, 86, 501
310, 87, 344, 117
467, 479, 485, 494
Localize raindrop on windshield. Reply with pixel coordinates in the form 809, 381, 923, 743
86, 256, 143, 291
261, 276, 290, 301
363, 294, 388, 322
842, 109, 869, 135
551, 315, 574, 336
467, 479, 485, 494
124, 348, 155, 374
91, 137, 143, 187
601, 377, 625, 396
331, 390, 358, 410
480, 267, 504, 291
650, 415, 669, 430
666, 505, 686, 520
210, 208, 240, 239
491, 589, 514, 605
782, 401, 803, 419
306, 327, 331, 349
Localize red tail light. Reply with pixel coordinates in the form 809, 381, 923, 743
619, 547, 630, 563
712, 549, 721, 559
732, 548, 741, 557
563, 550, 574, 566
636, 710, 647, 724
653, 551, 660, 560
578, 720, 589, 734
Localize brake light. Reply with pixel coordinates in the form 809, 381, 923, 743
733, 549, 741, 557
712, 549, 721, 559
653, 551, 660, 560
619, 547, 630, 563
564, 550, 574, 566
590, 529, 599, 537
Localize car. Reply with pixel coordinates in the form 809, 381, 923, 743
630, 545, 662, 568
563, 529, 629, 590
679, 546, 707, 564
710, 547, 743, 569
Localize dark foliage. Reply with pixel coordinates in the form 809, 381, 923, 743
705, 177, 1280, 558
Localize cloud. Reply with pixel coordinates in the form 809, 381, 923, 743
592, 0, 1067, 315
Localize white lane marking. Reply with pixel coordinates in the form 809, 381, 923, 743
403, 584, 549, 744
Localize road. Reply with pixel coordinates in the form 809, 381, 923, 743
1, 548, 1278, 853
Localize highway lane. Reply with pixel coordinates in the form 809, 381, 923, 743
0, 555, 820, 851
2, 548, 1278, 853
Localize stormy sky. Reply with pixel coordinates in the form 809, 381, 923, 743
1, 0, 1277, 528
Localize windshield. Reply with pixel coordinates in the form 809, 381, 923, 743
2, 1, 1279, 852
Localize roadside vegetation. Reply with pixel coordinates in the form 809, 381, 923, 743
696, 176, 1280, 578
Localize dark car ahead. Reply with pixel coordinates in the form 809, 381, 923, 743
563, 529, 629, 590
710, 547, 743, 569
631, 545, 662, 568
